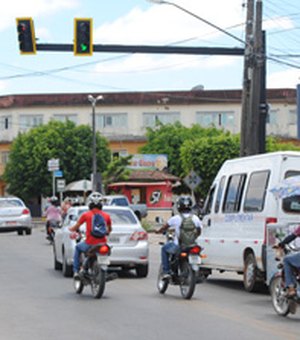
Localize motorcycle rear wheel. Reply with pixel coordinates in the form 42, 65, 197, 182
270, 276, 291, 316
179, 260, 196, 300
90, 261, 106, 299
157, 264, 169, 294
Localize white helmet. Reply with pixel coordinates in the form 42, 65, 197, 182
88, 192, 103, 205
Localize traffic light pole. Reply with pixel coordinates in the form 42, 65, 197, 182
35, 43, 244, 56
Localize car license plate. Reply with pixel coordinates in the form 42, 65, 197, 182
6, 221, 17, 226
189, 254, 201, 265
109, 236, 120, 243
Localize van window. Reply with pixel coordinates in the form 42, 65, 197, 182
223, 174, 246, 213
215, 176, 225, 213
204, 185, 216, 215
244, 171, 270, 212
283, 170, 300, 214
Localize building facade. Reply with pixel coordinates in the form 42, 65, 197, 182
0, 88, 297, 195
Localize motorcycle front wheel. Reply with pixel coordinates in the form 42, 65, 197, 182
157, 264, 169, 294
179, 260, 196, 300
269, 276, 291, 316
90, 261, 106, 299
73, 276, 84, 294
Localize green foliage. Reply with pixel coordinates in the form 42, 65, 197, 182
4, 120, 111, 200
102, 155, 132, 190
181, 134, 240, 197
266, 136, 300, 152
140, 122, 224, 176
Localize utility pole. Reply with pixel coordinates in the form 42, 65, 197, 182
248, 0, 263, 155
240, 0, 264, 156
240, 0, 254, 156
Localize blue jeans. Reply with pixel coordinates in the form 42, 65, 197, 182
283, 252, 300, 287
73, 241, 91, 273
161, 242, 180, 274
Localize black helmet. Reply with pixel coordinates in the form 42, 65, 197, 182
87, 192, 103, 209
176, 195, 193, 213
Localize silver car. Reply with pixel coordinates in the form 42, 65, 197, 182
0, 197, 32, 235
53, 205, 149, 278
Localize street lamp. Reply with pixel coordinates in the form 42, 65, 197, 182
88, 94, 104, 192
146, 0, 246, 45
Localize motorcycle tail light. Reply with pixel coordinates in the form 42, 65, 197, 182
180, 252, 188, 258
130, 231, 148, 241
99, 244, 110, 255
189, 246, 201, 255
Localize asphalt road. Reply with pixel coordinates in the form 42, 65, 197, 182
0, 227, 299, 340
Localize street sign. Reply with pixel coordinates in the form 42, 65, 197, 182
48, 158, 59, 171
184, 170, 202, 191
54, 170, 63, 177
57, 179, 66, 192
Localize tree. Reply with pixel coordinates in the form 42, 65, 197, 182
102, 155, 132, 191
140, 121, 223, 177
4, 120, 111, 200
180, 134, 240, 198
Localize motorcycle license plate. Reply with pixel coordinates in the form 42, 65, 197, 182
189, 254, 201, 265
97, 256, 110, 265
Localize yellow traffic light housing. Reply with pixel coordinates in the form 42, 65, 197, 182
74, 18, 93, 56
16, 18, 36, 55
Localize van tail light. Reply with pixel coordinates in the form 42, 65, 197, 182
98, 244, 110, 255
130, 231, 148, 241
22, 208, 30, 215
264, 217, 277, 245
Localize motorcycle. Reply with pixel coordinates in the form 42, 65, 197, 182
157, 231, 204, 299
46, 220, 60, 244
72, 232, 117, 299
269, 243, 300, 316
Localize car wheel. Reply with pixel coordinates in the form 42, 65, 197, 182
136, 264, 148, 278
243, 253, 262, 292
17, 230, 23, 235
53, 244, 62, 271
25, 228, 32, 235
62, 250, 73, 278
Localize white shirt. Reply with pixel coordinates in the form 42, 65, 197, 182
167, 213, 202, 245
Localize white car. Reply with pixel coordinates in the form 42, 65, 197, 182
53, 205, 149, 278
0, 197, 32, 235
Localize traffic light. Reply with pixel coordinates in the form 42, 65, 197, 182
16, 18, 36, 54
74, 18, 93, 56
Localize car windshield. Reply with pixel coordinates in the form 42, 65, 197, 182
0, 199, 23, 208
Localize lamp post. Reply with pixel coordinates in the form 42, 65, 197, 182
147, 0, 246, 45
88, 94, 104, 192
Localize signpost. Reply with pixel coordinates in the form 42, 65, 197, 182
47, 158, 60, 197
184, 170, 202, 202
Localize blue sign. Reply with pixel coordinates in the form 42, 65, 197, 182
54, 170, 63, 177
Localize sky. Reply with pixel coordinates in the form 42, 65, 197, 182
1, 0, 300, 96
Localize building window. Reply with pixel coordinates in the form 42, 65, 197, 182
112, 150, 128, 159
143, 112, 180, 128
0, 151, 9, 165
53, 114, 78, 124
0, 116, 12, 130
96, 113, 127, 129
288, 110, 297, 125
19, 115, 43, 131
196, 111, 234, 128
266, 109, 278, 125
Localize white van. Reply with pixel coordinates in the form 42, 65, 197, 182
199, 151, 300, 292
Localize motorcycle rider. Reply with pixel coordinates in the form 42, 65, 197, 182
155, 195, 202, 279
68, 192, 112, 279
277, 225, 300, 297
44, 196, 62, 241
